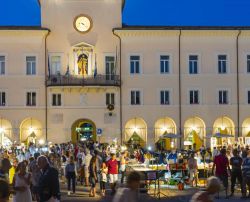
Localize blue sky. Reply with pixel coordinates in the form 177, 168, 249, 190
0, 0, 40, 26
1, 0, 250, 26
123, 0, 250, 26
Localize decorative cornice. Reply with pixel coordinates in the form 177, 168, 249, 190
114, 29, 250, 37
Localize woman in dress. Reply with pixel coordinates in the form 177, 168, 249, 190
13, 162, 32, 202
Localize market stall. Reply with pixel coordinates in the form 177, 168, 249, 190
210, 133, 234, 149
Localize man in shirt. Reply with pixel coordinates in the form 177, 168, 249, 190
84, 150, 92, 187
212, 148, 231, 199
230, 149, 243, 197
106, 153, 118, 195
242, 150, 250, 199
37, 155, 60, 202
0, 158, 11, 182
29, 152, 41, 201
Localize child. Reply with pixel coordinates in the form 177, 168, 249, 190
100, 162, 108, 196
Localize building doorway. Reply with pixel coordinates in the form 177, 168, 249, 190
71, 119, 96, 143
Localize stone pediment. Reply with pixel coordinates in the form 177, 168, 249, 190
67, 31, 98, 47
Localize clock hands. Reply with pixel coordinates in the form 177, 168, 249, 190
79, 22, 87, 28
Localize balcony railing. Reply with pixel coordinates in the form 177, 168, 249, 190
46, 75, 121, 87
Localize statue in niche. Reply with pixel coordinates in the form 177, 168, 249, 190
77, 53, 88, 76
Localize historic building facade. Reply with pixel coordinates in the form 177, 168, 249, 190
0, 0, 250, 149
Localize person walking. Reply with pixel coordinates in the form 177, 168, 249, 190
37, 155, 60, 202
84, 150, 92, 187
89, 156, 98, 197
65, 156, 76, 195
242, 150, 250, 199
13, 162, 32, 202
120, 152, 127, 184
229, 149, 243, 197
107, 153, 118, 195
100, 161, 108, 196
188, 153, 198, 187
212, 148, 231, 199
29, 152, 41, 201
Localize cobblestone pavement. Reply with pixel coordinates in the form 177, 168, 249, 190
60, 183, 249, 202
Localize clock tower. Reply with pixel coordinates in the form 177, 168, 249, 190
37, 0, 123, 144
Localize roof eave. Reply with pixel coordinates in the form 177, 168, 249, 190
116, 25, 250, 30
0, 26, 49, 31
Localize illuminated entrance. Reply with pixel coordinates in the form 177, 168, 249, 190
71, 119, 96, 143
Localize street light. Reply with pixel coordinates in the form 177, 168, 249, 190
0, 127, 5, 133
38, 139, 44, 145
191, 125, 197, 131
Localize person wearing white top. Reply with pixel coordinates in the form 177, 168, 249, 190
84, 150, 92, 186
13, 162, 32, 202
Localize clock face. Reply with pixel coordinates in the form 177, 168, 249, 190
74, 15, 93, 33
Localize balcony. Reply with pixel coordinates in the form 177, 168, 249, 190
46, 75, 121, 87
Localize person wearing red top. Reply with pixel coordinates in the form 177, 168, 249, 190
106, 153, 118, 195
212, 148, 231, 199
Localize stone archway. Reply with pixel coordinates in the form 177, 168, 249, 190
154, 117, 177, 150
212, 116, 235, 147
184, 117, 206, 150
124, 118, 147, 147
20, 118, 43, 145
242, 118, 250, 145
0, 118, 13, 147
71, 119, 96, 144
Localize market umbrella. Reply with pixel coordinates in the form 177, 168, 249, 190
161, 133, 181, 139
207, 133, 234, 138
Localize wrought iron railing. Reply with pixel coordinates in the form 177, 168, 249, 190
46, 75, 121, 87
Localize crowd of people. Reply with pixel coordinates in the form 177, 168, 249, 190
0, 141, 140, 202
0, 141, 249, 202
187, 145, 250, 200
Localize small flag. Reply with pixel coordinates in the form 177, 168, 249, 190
94, 53, 97, 78
114, 46, 118, 76
48, 52, 51, 78
65, 64, 70, 76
